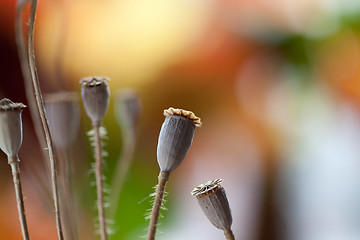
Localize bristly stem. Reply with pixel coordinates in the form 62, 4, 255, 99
28, 0, 64, 239
8, 156, 30, 240
93, 122, 107, 240
224, 229, 235, 240
146, 171, 170, 240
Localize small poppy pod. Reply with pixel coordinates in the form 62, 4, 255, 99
80, 76, 110, 126
0, 98, 26, 157
157, 107, 201, 173
192, 179, 233, 231
114, 88, 142, 131
45, 92, 80, 150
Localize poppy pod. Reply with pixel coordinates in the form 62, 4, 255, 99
157, 107, 201, 173
80, 76, 110, 126
192, 179, 233, 232
0, 98, 26, 157
45, 92, 80, 150
114, 88, 142, 131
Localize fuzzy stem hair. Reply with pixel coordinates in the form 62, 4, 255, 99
28, 0, 64, 239
146, 171, 170, 240
93, 122, 107, 240
8, 156, 30, 240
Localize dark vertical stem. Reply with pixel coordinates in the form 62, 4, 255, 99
28, 0, 64, 239
256, 156, 280, 240
146, 171, 170, 240
8, 156, 30, 240
93, 123, 107, 240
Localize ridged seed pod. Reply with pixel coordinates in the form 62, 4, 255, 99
0, 98, 26, 157
192, 179, 233, 232
45, 92, 80, 150
80, 76, 110, 126
114, 88, 142, 131
157, 107, 201, 173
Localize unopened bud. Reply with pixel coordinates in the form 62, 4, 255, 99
0, 98, 26, 157
192, 179, 233, 232
80, 76, 110, 126
114, 88, 142, 131
45, 92, 80, 150
157, 107, 201, 173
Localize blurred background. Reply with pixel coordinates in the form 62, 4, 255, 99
1, 0, 360, 239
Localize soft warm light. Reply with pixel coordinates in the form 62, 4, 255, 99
37, 0, 209, 87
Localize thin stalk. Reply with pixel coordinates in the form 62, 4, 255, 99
146, 171, 170, 240
93, 122, 107, 240
224, 229, 235, 240
110, 129, 136, 218
58, 149, 79, 240
8, 156, 30, 240
65, 149, 79, 240
15, 0, 47, 153
28, 0, 64, 239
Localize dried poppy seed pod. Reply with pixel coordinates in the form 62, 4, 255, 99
45, 92, 80, 150
157, 107, 201, 173
80, 76, 110, 126
0, 98, 26, 157
192, 179, 233, 234
114, 88, 142, 131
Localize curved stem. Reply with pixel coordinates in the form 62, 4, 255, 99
224, 229, 235, 240
8, 156, 30, 240
110, 128, 136, 218
93, 123, 107, 240
146, 171, 170, 240
28, 1, 64, 239
15, 0, 47, 155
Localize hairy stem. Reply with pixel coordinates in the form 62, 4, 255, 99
224, 229, 235, 240
28, 0, 64, 239
146, 171, 170, 240
93, 122, 107, 240
110, 129, 136, 218
8, 156, 30, 240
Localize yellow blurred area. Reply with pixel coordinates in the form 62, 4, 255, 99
37, 0, 210, 87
